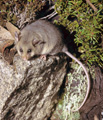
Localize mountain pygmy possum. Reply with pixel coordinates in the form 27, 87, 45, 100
15, 19, 90, 111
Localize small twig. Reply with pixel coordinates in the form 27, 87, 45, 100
41, 11, 58, 20
85, 0, 98, 12
40, 5, 58, 20
47, 5, 55, 11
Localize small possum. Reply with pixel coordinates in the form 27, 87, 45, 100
15, 19, 90, 112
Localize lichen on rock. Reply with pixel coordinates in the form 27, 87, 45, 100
0, 53, 68, 120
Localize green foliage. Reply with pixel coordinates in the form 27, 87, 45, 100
54, 0, 103, 68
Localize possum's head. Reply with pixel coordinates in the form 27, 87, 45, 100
15, 31, 45, 60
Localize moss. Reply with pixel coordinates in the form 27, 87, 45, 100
53, 0, 103, 68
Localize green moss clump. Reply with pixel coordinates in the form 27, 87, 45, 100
54, 0, 103, 68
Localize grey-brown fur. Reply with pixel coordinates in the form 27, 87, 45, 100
15, 19, 90, 112
15, 20, 64, 60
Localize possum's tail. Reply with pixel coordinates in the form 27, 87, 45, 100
65, 51, 90, 112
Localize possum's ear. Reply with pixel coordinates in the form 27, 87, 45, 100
32, 38, 45, 47
32, 38, 40, 46
15, 31, 20, 43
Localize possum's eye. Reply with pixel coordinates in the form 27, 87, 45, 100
20, 48, 23, 53
27, 49, 32, 53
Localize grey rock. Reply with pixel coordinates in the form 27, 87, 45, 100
0, 53, 68, 120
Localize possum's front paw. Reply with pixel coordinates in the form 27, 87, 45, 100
40, 54, 47, 60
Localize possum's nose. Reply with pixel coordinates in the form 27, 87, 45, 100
23, 57, 27, 61
22, 55, 28, 61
